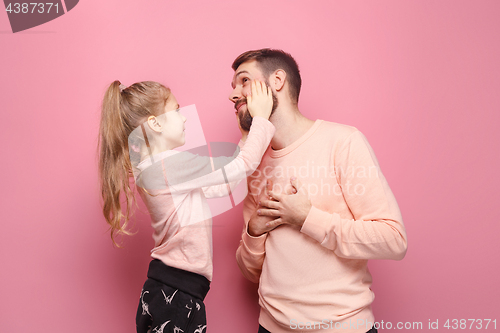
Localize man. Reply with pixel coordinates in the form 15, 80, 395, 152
229, 49, 407, 333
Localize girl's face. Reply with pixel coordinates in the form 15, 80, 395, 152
161, 94, 187, 149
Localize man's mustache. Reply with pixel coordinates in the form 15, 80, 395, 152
234, 98, 248, 112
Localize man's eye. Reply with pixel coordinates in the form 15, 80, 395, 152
242, 78, 249, 83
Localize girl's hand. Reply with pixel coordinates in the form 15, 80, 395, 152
246, 80, 273, 120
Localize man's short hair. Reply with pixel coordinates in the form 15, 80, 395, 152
232, 48, 301, 104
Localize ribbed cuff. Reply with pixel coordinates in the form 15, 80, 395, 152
242, 227, 267, 255
300, 206, 338, 247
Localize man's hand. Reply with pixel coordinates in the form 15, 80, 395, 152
247, 180, 280, 237
247, 207, 277, 237
258, 177, 312, 229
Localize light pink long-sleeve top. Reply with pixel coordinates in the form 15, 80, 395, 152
236, 120, 407, 332
137, 117, 275, 281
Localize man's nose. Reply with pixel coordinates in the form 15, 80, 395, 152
228, 87, 241, 103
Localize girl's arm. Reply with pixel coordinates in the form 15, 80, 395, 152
164, 81, 274, 194
165, 117, 273, 194
202, 140, 245, 198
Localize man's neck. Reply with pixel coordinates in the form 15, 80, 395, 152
269, 104, 315, 151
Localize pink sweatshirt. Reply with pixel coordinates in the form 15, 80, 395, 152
236, 120, 407, 333
137, 117, 275, 281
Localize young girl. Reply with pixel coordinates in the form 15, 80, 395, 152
98, 80, 274, 333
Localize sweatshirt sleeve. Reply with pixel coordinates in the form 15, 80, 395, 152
300, 130, 408, 260
235, 191, 267, 283
202, 140, 244, 198
202, 176, 244, 198
167, 117, 275, 193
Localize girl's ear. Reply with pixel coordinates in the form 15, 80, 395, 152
146, 116, 162, 133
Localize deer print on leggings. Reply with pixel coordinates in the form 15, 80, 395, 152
194, 324, 207, 333
173, 326, 184, 333
185, 303, 192, 318
161, 289, 178, 305
140, 290, 151, 316
152, 320, 170, 333
186, 300, 193, 318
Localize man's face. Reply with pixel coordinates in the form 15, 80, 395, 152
229, 60, 278, 131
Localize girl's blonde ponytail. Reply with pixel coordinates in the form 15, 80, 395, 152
98, 80, 170, 246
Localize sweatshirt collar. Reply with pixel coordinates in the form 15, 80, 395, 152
269, 120, 323, 158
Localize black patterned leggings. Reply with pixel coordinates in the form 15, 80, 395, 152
136, 260, 210, 333
136, 279, 207, 333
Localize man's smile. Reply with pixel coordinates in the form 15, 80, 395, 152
235, 99, 247, 113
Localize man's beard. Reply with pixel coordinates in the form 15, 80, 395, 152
237, 90, 278, 132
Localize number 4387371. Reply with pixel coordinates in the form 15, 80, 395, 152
444, 319, 496, 330
6, 3, 60, 14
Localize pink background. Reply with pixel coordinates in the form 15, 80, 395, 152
1, 0, 499, 332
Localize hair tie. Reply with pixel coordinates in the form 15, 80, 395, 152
119, 84, 127, 92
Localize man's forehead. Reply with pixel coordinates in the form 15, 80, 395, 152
234, 69, 249, 78
231, 60, 262, 85
235, 60, 259, 74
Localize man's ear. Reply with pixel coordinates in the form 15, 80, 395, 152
270, 69, 287, 92
146, 115, 162, 133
